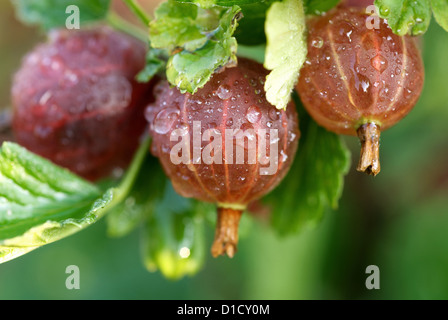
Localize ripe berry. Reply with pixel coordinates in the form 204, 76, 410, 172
12, 27, 155, 181
296, 7, 424, 175
146, 58, 300, 257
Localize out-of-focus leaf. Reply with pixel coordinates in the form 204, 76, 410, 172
234, 1, 276, 45
237, 44, 265, 63
374, 0, 432, 35
374, 196, 448, 299
304, 0, 340, 15
264, 97, 351, 235
141, 182, 214, 280
264, 0, 307, 110
11, 0, 111, 31
431, 0, 448, 31
149, 1, 242, 94
106, 154, 166, 238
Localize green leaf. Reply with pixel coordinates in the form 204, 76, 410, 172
141, 182, 213, 280
11, 0, 111, 31
175, 0, 278, 45
304, 0, 340, 15
374, 0, 432, 35
0, 137, 151, 263
264, 98, 351, 235
149, 1, 242, 94
136, 48, 167, 83
431, 0, 448, 31
0, 142, 100, 262
264, 0, 307, 110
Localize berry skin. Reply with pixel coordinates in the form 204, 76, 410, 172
146, 58, 300, 257
296, 7, 424, 176
12, 27, 155, 181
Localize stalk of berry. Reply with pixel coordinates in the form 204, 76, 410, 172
11, 26, 155, 181
146, 58, 300, 257
296, 7, 424, 175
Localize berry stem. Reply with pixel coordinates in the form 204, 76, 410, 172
357, 123, 381, 176
106, 12, 147, 43
121, 0, 151, 26
211, 207, 243, 258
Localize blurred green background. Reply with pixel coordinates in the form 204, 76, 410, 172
1, 0, 448, 300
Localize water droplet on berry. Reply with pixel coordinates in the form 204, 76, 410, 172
269, 108, 280, 121
216, 84, 232, 100
280, 150, 288, 163
311, 37, 324, 48
371, 55, 388, 73
288, 131, 297, 143
246, 105, 262, 124
153, 107, 180, 134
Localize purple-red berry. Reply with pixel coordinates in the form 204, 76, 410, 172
146, 58, 300, 257
12, 26, 155, 181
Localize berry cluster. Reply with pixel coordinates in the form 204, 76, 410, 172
10, 6, 424, 257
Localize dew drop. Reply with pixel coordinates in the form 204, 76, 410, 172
403, 88, 413, 99
311, 37, 324, 48
269, 108, 280, 121
371, 55, 388, 73
33, 125, 52, 138
246, 105, 262, 124
153, 107, 180, 134
361, 80, 370, 93
216, 84, 232, 100
289, 131, 297, 143
280, 150, 288, 163
380, 6, 390, 17
161, 144, 171, 154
